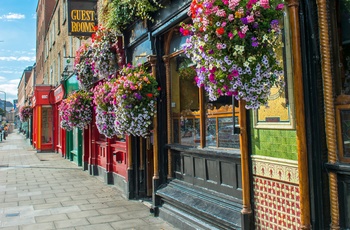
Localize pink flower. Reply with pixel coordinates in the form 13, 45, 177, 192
221, 21, 227, 27
276, 3, 284, 10
222, 0, 229, 5
217, 88, 223, 95
247, 15, 255, 23
241, 25, 249, 34
216, 9, 227, 17
216, 43, 223, 49
232, 69, 239, 77
238, 30, 246, 38
228, 14, 234, 21
228, 32, 234, 39
209, 73, 216, 83
260, 0, 270, 9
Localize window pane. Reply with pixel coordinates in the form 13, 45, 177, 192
41, 106, 53, 144
180, 118, 195, 146
73, 128, 78, 150
257, 11, 293, 124
341, 109, 350, 158
171, 56, 200, 146
341, 0, 350, 94
206, 118, 216, 147
206, 96, 239, 149
218, 117, 240, 148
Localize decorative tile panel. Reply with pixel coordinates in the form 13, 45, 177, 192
252, 155, 299, 184
252, 155, 301, 229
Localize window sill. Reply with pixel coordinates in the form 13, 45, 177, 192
166, 143, 241, 158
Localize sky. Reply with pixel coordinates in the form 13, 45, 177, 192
0, 0, 37, 104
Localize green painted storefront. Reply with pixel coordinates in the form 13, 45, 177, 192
64, 75, 83, 166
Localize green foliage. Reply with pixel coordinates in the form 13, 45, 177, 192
104, 0, 162, 32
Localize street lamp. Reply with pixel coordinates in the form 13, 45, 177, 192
0, 91, 6, 120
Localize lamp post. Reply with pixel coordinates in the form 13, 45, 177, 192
0, 91, 6, 120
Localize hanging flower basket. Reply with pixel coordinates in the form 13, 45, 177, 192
113, 64, 160, 137
91, 25, 119, 79
95, 106, 117, 138
58, 90, 93, 131
19, 106, 32, 122
74, 43, 95, 91
92, 81, 119, 138
180, 0, 285, 109
101, 0, 162, 33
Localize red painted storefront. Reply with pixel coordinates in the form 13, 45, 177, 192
82, 79, 129, 192
53, 84, 66, 157
32, 85, 55, 152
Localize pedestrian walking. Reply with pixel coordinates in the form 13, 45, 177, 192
3, 124, 8, 140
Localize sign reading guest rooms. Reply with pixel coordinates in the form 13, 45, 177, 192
67, 0, 97, 37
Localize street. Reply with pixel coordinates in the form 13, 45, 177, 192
0, 130, 179, 230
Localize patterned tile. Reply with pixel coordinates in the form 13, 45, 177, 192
252, 156, 300, 229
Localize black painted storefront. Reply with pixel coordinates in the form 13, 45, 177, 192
122, 0, 244, 228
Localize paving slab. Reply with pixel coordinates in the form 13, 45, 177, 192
0, 131, 179, 230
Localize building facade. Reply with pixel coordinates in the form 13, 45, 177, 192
26, 0, 350, 229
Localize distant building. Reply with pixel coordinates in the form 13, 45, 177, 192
0, 100, 14, 112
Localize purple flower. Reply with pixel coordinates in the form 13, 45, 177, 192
240, 17, 248, 25
134, 93, 142, 100
251, 37, 259, 47
270, 19, 280, 31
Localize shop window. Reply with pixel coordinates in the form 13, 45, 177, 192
168, 42, 239, 149
253, 9, 295, 129
334, 0, 350, 163
130, 39, 152, 65
72, 127, 78, 151
41, 105, 53, 144
337, 0, 350, 94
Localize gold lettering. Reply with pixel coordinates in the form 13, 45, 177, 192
71, 10, 78, 20
71, 22, 95, 33
71, 10, 95, 21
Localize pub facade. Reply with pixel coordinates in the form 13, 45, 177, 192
33, 0, 350, 229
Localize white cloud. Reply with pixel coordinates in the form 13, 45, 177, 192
0, 13, 25, 20
0, 81, 20, 102
17, 56, 36, 61
0, 56, 35, 62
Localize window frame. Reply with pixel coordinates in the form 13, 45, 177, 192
253, 9, 296, 130
165, 31, 240, 150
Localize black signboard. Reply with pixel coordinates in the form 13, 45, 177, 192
67, 0, 97, 37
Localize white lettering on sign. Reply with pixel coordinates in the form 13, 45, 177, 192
42, 95, 48, 99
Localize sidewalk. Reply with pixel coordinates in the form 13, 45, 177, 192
0, 131, 179, 230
